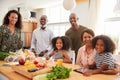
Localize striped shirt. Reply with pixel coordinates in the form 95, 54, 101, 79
95, 52, 114, 69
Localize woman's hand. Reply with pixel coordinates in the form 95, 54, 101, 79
83, 71, 93, 76
101, 68, 118, 75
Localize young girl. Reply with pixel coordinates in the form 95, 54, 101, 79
46, 36, 72, 63
83, 35, 118, 76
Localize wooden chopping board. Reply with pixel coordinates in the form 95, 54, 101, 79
11, 65, 52, 79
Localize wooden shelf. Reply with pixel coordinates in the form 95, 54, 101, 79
22, 22, 37, 47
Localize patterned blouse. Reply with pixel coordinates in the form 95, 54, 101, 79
0, 25, 22, 52
76, 45, 96, 67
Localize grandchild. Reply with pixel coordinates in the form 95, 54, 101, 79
46, 36, 72, 63
83, 35, 118, 76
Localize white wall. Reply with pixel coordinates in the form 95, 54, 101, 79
0, 1, 6, 24
0, 0, 24, 25
0, 6, 8, 25
71, 2, 89, 28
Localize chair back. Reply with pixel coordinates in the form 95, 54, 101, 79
68, 50, 75, 64
113, 54, 120, 65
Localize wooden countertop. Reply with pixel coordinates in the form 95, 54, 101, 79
0, 61, 117, 80
0, 61, 30, 80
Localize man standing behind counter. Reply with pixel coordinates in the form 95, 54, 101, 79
65, 13, 87, 61
31, 15, 54, 57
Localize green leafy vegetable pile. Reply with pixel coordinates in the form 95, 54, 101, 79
47, 65, 72, 80
0, 52, 14, 60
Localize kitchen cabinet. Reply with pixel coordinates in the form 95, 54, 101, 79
21, 22, 37, 48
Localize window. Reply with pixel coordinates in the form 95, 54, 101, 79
47, 22, 70, 36
97, 0, 120, 54
45, 4, 70, 37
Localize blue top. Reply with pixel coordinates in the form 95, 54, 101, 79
52, 50, 64, 59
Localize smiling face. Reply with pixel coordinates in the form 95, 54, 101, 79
82, 32, 93, 46
56, 38, 63, 50
95, 39, 105, 54
8, 13, 18, 25
40, 15, 47, 26
69, 13, 78, 27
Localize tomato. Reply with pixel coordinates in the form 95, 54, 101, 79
19, 59, 25, 65
34, 60, 38, 64
35, 64, 41, 68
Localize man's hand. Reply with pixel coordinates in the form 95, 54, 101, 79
31, 48, 36, 53
38, 52, 44, 57
38, 50, 48, 57
46, 55, 50, 60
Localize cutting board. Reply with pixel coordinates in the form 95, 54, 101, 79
11, 65, 52, 79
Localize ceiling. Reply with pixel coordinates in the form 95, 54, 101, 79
1, 0, 63, 9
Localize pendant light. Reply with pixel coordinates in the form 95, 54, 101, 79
63, 0, 76, 10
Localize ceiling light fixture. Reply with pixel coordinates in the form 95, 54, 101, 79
63, 0, 76, 10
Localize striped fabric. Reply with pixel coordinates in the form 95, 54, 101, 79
95, 52, 114, 69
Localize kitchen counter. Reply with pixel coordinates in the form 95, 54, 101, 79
0, 61, 117, 80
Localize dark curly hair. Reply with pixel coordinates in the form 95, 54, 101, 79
52, 36, 71, 51
81, 28, 95, 42
92, 35, 116, 53
2, 10, 22, 29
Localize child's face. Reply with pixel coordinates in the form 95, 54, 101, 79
56, 39, 63, 50
95, 39, 105, 54
83, 32, 93, 45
